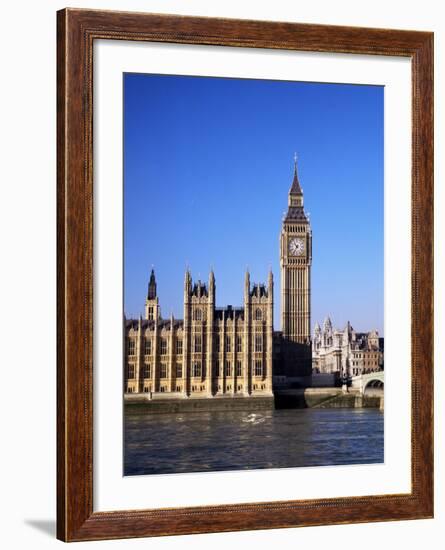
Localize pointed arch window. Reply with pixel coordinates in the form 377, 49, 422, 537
193, 309, 202, 321
254, 335, 263, 352
236, 360, 242, 376
192, 362, 202, 377
128, 339, 136, 356
236, 336, 243, 353
175, 338, 183, 355
225, 336, 231, 352
143, 363, 151, 379
194, 335, 202, 353
254, 360, 263, 377
225, 361, 232, 376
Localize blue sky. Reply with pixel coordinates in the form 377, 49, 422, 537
124, 73, 383, 334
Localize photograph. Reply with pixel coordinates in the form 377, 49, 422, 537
51, 5, 434, 542
122, 73, 385, 476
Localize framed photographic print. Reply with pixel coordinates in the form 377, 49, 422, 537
57, 8, 433, 542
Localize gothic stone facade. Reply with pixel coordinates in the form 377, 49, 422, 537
312, 317, 383, 378
125, 269, 274, 398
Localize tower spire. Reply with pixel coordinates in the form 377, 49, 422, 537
184, 267, 191, 286
145, 268, 160, 320
147, 268, 157, 299
209, 268, 215, 301
244, 268, 250, 299
290, 153, 303, 196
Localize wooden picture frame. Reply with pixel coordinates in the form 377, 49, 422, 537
57, 8, 434, 542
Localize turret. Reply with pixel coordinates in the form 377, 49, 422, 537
206, 269, 215, 397
314, 321, 321, 337
145, 269, 160, 321
184, 268, 192, 298
244, 269, 250, 302
268, 269, 274, 324
313, 321, 322, 351
209, 269, 215, 302
268, 269, 274, 294
147, 269, 157, 299
323, 316, 332, 333
322, 316, 333, 347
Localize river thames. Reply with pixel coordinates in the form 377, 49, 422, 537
124, 408, 383, 476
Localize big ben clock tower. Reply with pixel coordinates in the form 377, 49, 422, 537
280, 155, 312, 377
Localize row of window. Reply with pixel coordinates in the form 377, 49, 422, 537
145, 306, 266, 327
191, 308, 264, 321
214, 335, 263, 353
127, 383, 270, 394
127, 364, 178, 380
128, 338, 183, 356
214, 359, 263, 377
128, 334, 265, 356
126, 359, 265, 380
214, 359, 242, 377
217, 385, 246, 392
352, 367, 380, 376
149, 307, 265, 324
352, 360, 379, 367
287, 224, 305, 233
128, 385, 181, 393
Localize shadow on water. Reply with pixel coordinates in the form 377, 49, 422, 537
124, 408, 384, 476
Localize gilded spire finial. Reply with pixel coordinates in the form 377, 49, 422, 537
289, 152, 303, 196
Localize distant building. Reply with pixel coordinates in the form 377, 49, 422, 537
312, 317, 383, 379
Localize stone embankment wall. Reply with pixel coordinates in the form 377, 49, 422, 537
124, 388, 383, 413
274, 388, 383, 409
124, 394, 275, 414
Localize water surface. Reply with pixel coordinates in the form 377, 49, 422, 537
124, 408, 384, 476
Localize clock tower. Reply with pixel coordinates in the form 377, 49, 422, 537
280, 156, 312, 376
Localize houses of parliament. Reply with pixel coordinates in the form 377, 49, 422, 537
124, 159, 313, 399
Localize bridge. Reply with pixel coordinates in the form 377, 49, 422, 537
350, 371, 384, 395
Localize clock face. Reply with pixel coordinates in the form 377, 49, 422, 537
289, 238, 305, 256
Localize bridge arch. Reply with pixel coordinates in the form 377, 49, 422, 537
363, 378, 384, 396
